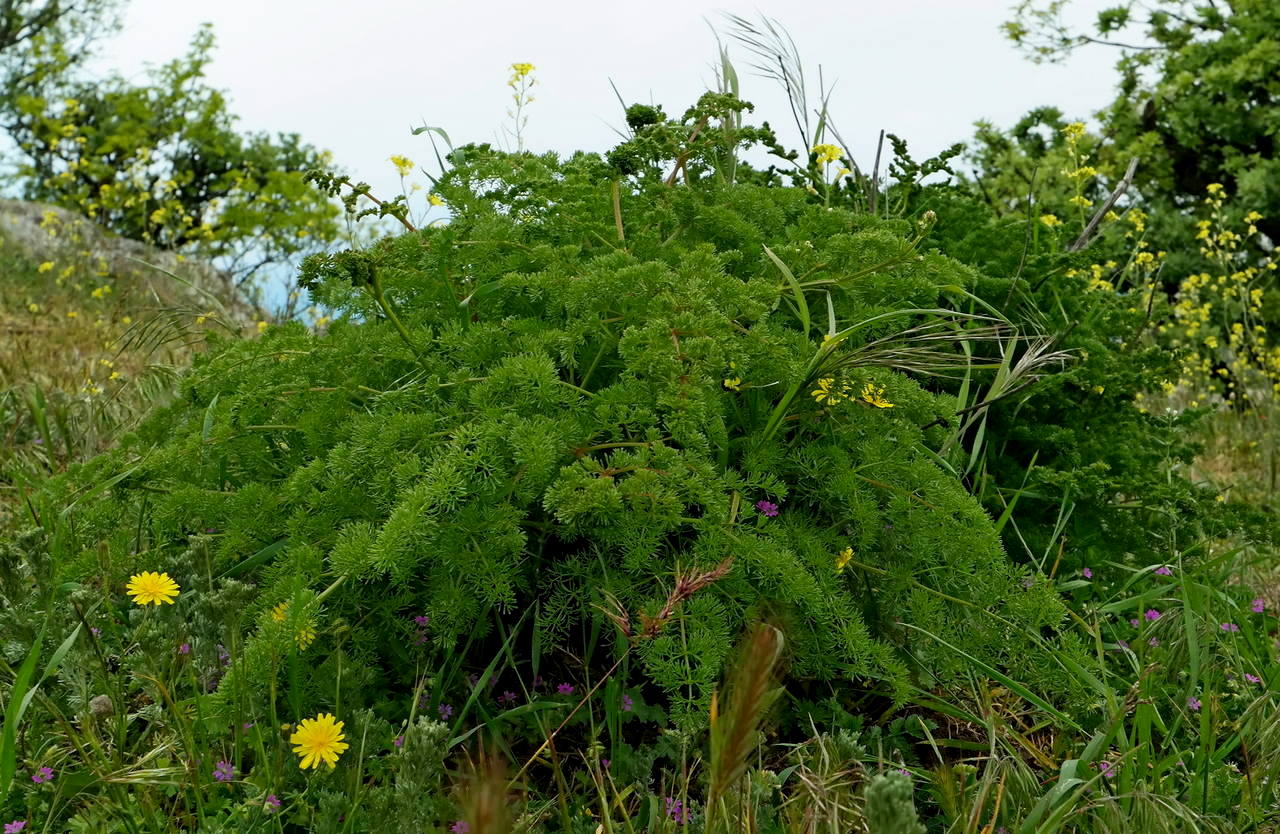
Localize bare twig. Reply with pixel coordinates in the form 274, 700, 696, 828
1068, 158, 1138, 252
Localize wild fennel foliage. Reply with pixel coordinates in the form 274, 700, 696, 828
33, 145, 1084, 727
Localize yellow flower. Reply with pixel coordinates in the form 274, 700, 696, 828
835, 547, 853, 572
38, 261, 54, 273
811, 377, 849, 406
66, 311, 79, 319
27, 303, 39, 313
389, 155, 415, 177
1061, 122, 1086, 141
811, 143, 842, 165
1206, 182, 1224, 196
723, 376, 742, 392
290, 713, 349, 769
257, 320, 270, 334
271, 602, 290, 622
429, 193, 445, 207
510, 62, 535, 79
859, 382, 894, 408
126, 571, 180, 606
296, 621, 317, 651
1067, 195, 1093, 208
1039, 214, 1061, 228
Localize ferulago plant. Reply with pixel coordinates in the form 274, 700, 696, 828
17, 101, 1089, 737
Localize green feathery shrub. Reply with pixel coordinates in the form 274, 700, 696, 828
18, 99, 1090, 733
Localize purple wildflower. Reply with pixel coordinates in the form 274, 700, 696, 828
621, 693, 634, 712
466, 673, 480, 689
31, 767, 53, 784
1245, 673, 1262, 684
1082, 567, 1093, 579
1116, 639, 1129, 650
1187, 696, 1201, 711
413, 615, 430, 626
217, 645, 231, 667
91, 627, 101, 637
498, 690, 518, 706
532, 675, 544, 690
1096, 760, 1114, 778
242, 722, 254, 730
178, 642, 190, 655
394, 735, 404, 748
1154, 566, 1173, 576
755, 500, 779, 517
1221, 622, 1240, 633
897, 768, 911, 777
1144, 609, 1162, 621
265, 794, 281, 812
1128, 619, 1140, 628
557, 682, 575, 696
601, 758, 611, 769
665, 797, 689, 823
451, 822, 471, 834
1252, 598, 1266, 614
438, 703, 454, 720
213, 760, 235, 782
5, 822, 27, 833
1148, 637, 1160, 647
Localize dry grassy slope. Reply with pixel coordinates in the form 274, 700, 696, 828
0, 200, 257, 523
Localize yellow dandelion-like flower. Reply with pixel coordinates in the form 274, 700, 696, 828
835, 547, 853, 572
510, 62, 535, 78
38, 261, 54, 273
257, 320, 269, 334
28, 303, 39, 313
428, 193, 445, 207
811, 377, 849, 406
1061, 122, 1086, 141
389, 155, 415, 177
860, 382, 895, 409
1067, 195, 1093, 208
290, 713, 349, 769
126, 571, 180, 606
1039, 214, 1061, 228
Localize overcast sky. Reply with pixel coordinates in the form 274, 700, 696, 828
94, 0, 1123, 206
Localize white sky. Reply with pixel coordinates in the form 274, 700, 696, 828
95, 0, 1124, 204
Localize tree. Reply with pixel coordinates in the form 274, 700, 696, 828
3, 23, 342, 289
0, 0, 121, 94
1002, 0, 1280, 245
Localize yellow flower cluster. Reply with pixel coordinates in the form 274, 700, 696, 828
812, 143, 842, 165
1161, 185, 1278, 406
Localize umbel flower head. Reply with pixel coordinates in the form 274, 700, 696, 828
126, 572, 180, 606
290, 713, 349, 770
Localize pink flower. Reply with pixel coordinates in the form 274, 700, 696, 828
5, 821, 27, 833
1154, 566, 1173, 576
621, 693, 634, 712
394, 735, 404, 748
498, 690, 518, 706
451, 822, 471, 834
1082, 567, 1093, 579
1187, 696, 1201, 711
755, 500, 780, 517
1252, 598, 1266, 614
438, 703, 454, 720
178, 642, 190, 655
1221, 622, 1240, 633
1144, 609, 1161, 621
664, 797, 689, 823
1244, 673, 1262, 684
1129, 619, 1140, 628
213, 760, 235, 782
31, 767, 53, 784
265, 794, 281, 812
557, 682, 575, 696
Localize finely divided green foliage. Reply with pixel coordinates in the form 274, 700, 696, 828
30, 134, 1084, 727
